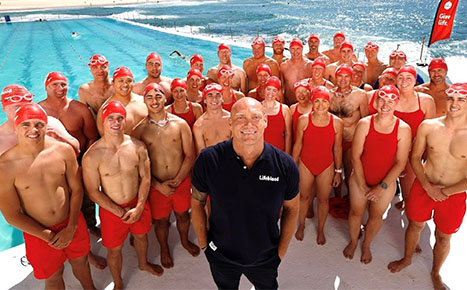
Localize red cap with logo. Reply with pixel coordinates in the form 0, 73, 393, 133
2, 85, 34, 108
101, 101, 126, 123
45, 72, 67, 88
14, 103, 48, 127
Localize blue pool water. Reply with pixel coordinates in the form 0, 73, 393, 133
0, 17, 252, 252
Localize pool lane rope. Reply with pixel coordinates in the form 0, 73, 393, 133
53, 21, 87, 67
0, 22, 25, 73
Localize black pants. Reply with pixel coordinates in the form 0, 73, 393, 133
205, 248, 281, 290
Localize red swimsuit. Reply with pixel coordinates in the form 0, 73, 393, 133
300, 114, 335, 176
394, 93, 424, 140
361, 115, 399, 186
368, 90, 378, 115
264, 104, 286, 151
292, 107, 303, 141
222, 91, 236, 112
170, 102, 196, 128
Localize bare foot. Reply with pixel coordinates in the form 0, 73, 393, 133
360, 246, 372, 264
89, 252, 107, 269
431, 272, 446, 290
295, 225, 305, 241
113, 280, 123, 290
415, 244, 422, 253
182, 241, 200, 257
160, 249, 174, 268
306, 206, 314, 219
395, 201, 405, 210
343, 242, 357, 259
140, 262, 164, 277
316, 231, 326, 245
88, 226, 101, 238
387, 258, 411, 273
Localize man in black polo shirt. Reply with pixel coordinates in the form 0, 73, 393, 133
191, 97, 299, 289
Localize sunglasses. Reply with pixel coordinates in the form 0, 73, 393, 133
390, 51, 406, 59
378, 90, 399, 100
446, 88, 467, 97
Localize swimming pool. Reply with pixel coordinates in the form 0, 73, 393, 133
0, 17, 252, 252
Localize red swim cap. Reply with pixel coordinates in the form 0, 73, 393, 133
290, 37, 303, 48
381, 67, 398, 78
397, 65, 417, 79
88, 55, 108, 67
14, 103, 47, 127
187, 68, 202, 81
311, 86, 330, 102
265, 76, 281, 90
144, 83, 165, 96
45, 72, 67, 88
2, 85, 34, 108
312, 57, 326, 69
446, 83, 467, 97
308, 34, 320, 42
189, 54, 203, 67
352, 61, 366, 71
101, 101, 126, 123
335, 64, 353, 77
170, 78, 187, 92
364, 42, 379, 51
217, 65, 234, 79
340, 41, 353, 52
378, 85, 400, 101
256, 64, 272, 76
428, 58, 448, 71
390, 50, 407, 61
334, 31, 345, 40
294, 79, 311, 92
202, 83, 222, 99
272, 35, 285, 45
146, 52, 161, 63
251, 37, 266, 47
112, 66, 133, 80
218, 43, 231, 53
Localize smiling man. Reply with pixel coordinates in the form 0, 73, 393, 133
133, 52, 173, 102
191, 97, 299, 289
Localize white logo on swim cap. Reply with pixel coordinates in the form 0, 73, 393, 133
444, 1, 452, 10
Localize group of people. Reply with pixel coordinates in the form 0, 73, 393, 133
0, 30, 465, 290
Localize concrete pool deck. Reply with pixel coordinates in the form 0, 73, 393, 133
2, 196, 466, 290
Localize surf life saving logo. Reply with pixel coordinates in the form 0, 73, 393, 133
259, 175, 279, 182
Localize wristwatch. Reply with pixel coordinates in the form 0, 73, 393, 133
379, 181, 388, 190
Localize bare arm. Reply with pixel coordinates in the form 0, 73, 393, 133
359, 92, 370, 117
191, 186, 208, 248
239, 69, 247, 95
332, 116, 344, 187
82, 149, 125, 218
80, 104, 99, 149
283, 104, 293, 154
351, 119, 370, 191
122, 141, 151, 224
291, 115, 307, 163
193, 120, 207, 155
78, 85, 88, 105
96, 106, 104, 136
422, 95, 436, 120
46, 116, 80, 156
278, 194, 299, 259
172, 121, 195, 186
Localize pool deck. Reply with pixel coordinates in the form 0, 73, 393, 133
2, 196, 466, 290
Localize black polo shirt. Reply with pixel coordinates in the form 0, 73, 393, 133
192, 139, 299, 266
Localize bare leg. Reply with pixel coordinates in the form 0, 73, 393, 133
44, 265, 65, 290
174, 211, 200, 257
343, 173, 367, 259
154, 217, 173, 268
88, 251, 107, 269
342, 149, 353, 197
107, 245, 124, 290
295, 162, 314, 241
132, 233, 163, 276
306, 182, 317, 219
68, 254, 96, 290
315, 165, 334, 245
431, 229, 451, 290
361, 183, 395, 264
387, 220, 425, 273
396, 163, 415, 210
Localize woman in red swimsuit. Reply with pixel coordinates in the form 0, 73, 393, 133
217, 65, 245, 112
308, 57, 335, 91
262, 76, 292, 153
292, 86, 343, 244
290, 79, 312, 143
394, 65, 436, 209
344, 85, 412, 264
166, 78, 203, 128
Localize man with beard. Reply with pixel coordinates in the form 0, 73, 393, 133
133, 52, 173, 102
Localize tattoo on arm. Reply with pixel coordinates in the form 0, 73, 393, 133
192, 186, 208, 202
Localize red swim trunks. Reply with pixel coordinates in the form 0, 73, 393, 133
406, 178, 466, 234
149, 176, 191, 220
23, 213, 90, 279
100, 197, 152, 248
